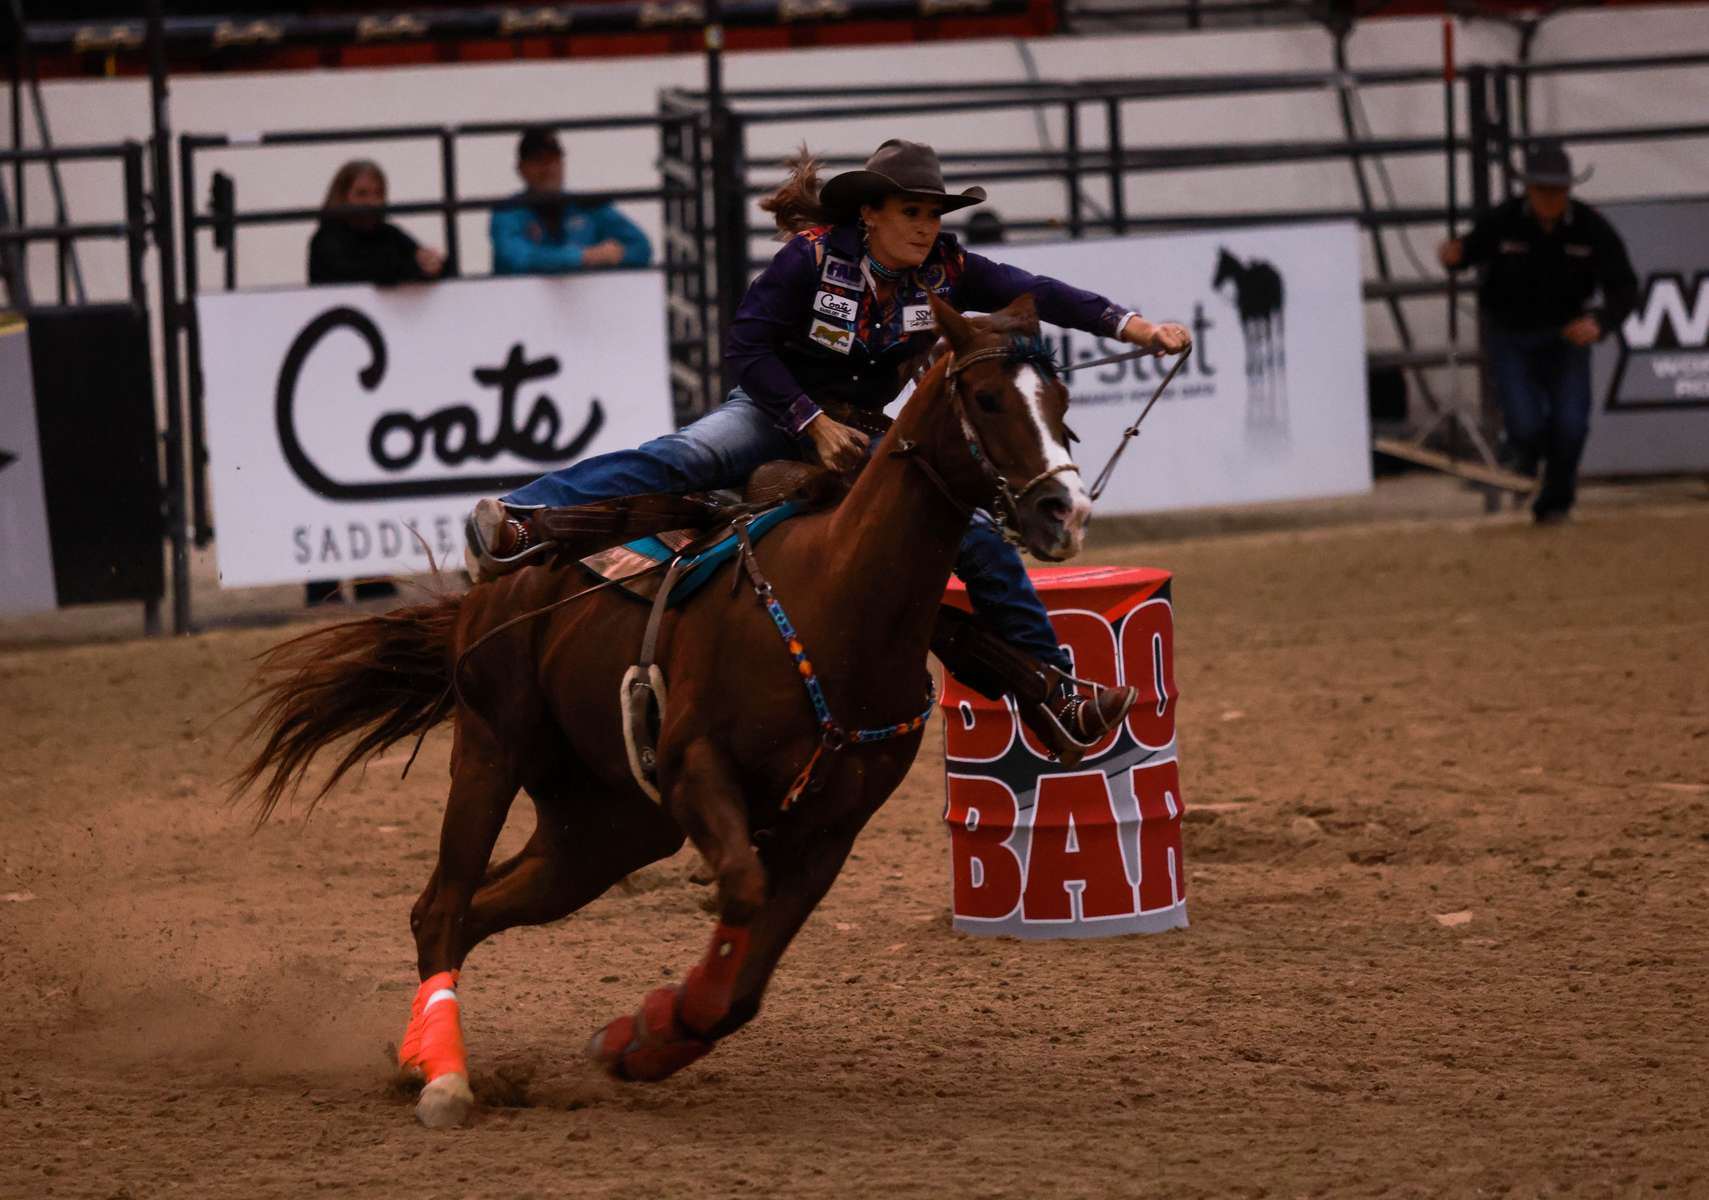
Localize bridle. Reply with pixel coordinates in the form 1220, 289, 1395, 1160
893, 338, 1081, 546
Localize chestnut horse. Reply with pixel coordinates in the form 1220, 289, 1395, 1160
235, 293, 1091, 1127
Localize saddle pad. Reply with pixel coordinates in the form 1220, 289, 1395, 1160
581, 502, 801, 607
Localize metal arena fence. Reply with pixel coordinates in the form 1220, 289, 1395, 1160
5, 35, 1708, 633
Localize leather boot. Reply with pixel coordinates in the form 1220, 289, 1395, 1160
930, 605, 1136, 769
463, 499, 546, 583
1038, 681, 1137, 766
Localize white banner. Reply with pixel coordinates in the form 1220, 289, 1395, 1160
197, 272, 673, 587
0, 322, 57, 616
997, 222, 1372, 514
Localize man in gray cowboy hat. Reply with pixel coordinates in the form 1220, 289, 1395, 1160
1438, 139, 1638, 523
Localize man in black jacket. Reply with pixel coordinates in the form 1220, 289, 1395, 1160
1439, 140, 1638, 523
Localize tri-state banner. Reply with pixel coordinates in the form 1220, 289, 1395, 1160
995, 221, 1372, 516
196, 271, 674, 587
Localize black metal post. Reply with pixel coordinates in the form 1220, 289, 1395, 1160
1493, 64, 1515, 199
1516, 21, 1537, 142
692, 111, 714, 420
8, 30, 20, 235
121, 139, 163, 634
1105, 95, 1126, 236
122, 142, 147, 312
716, 112, 749, 393
178, 132, 212, 545
1064, 100, 1083, 238
147, 0, 192, 634
220, 174, 237, 290
1442, 18, 1461, 467
704, 0, 735, 392
439, 128, 460, 276
1465, 65, 1491, 218
705, 0, 749, 395
1465, 65, 1500, 492
3, 28, 26, 309
1443, 20, 1458, 354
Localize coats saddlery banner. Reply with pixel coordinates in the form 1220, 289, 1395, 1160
196, 272, 673, 587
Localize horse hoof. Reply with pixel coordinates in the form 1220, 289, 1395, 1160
415, 1073, 474, 1129
588, 1014, 636, 1073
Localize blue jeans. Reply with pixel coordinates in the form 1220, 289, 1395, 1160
504, 390, 1071, 672
1486, 329, 1592, 517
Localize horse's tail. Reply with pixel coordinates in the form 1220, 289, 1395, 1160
231, 595, 464, 822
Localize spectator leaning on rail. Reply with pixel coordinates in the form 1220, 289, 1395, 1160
1438, 139, 1637, 525
305, 159, 447, 605
489, 126, 652, 275
308, 159, 446, 287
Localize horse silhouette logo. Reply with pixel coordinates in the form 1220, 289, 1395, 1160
1212, 249, 1287, 434
809, 320, 854, 353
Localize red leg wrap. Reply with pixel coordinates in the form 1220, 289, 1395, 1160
590, 924, 751, 1084
678, 923, 751, 1035
620, 987, 713, 1082
591, 986, 713, 1082
398, 970, 466, 1084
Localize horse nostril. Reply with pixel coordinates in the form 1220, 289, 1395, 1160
1038, 494, 1072, 526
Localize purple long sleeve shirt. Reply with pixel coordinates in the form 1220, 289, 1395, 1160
725, 223, 1134, 435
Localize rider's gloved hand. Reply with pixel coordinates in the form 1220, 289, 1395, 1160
805, 416, 870, 474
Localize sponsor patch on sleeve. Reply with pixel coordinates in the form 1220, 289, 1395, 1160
822, 255, 863, 290
809, 319, 855, 353
814, 290, 860, 322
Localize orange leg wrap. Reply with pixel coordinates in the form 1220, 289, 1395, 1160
397, 970, 467, 1084
589, 924, 752, 1083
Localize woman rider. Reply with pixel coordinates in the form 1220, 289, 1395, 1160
465, 138, 1192, 763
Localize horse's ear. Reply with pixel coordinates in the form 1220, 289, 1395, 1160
930, 293, 975, 351
999, 292, 1038, 330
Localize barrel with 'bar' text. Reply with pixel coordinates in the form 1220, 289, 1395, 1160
941, 566, 1187, 938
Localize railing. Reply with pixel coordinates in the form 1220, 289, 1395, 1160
0, 141, 149, 312
9, 24, 1709, 635
651, 47, 1709, 419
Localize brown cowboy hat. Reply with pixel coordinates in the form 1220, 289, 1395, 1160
819, 139, 987, 216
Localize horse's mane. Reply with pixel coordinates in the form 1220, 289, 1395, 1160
960, 305, 1061, 381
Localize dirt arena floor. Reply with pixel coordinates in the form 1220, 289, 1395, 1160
2, 478, 1707, 1199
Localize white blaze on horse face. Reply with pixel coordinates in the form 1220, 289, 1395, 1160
1014, 364, 1091, 534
